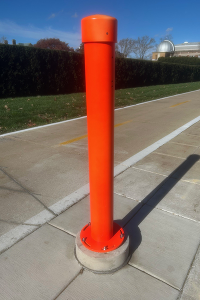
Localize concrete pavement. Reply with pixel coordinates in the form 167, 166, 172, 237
0, 89, 200, 299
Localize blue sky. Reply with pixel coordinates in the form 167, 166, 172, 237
0, 0, 200, 53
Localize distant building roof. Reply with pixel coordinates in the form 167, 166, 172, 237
175, 42, 200, 52
17, 43, 32, 46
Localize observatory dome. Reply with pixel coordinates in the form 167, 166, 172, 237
157, 40, 175, 52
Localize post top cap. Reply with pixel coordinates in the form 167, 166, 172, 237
82, 14, 116, 21
81, 14, 117, 43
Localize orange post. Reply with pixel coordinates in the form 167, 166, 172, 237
80, 15, 124, 252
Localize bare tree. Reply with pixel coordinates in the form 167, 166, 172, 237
132, 36, 156, 60
115, 51, 124, 58
115, 38, 136, 58
34, 38, 74, 51
0, 36, 7, 44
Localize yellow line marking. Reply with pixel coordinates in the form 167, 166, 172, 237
114, 120, 133, 127
60, 134, 88, 145
59, 120, 133, 146
170, 100, 190, 108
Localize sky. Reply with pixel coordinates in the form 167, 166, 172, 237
0, 0, 200, 55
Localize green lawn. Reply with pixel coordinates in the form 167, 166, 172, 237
1, 81, 200, 134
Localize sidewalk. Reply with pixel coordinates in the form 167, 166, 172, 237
0, 118, 200, 300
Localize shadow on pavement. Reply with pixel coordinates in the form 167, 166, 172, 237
115, 154, 200, 257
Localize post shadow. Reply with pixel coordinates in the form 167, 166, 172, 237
115, 154, 200, 256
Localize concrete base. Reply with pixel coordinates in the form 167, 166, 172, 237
75, 231, 130, 274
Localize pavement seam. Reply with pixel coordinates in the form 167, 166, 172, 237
154, 151, 195, 160
0, 218, 38, 227
145, 204, 200, 224
183, 133, 200, 137
0, 185, 41, 194
48, 184, 90, 215
114, 165, 132, 178
0, 167, 57, 216
181, 179, 200, 187
47, 222, 76, 237
152, 151, 200, 165
114, 191, 140, 202
193, 144, 200, 154
127, 263, 180, 291
169, 141, 200, 147
0, 224, 40, 255
52, 268, 84, 300
152, 152, 200, 164
131, 166, 168, 177
176, 242, 200, 300
115, 191, 200, 225
0, 192, 89, 255
131, 165, 200, 188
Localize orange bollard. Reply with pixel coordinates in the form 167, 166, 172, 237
80, 15, 125, 253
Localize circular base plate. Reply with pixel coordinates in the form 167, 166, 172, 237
80, 222, 125, 252
75, 230, 130, 273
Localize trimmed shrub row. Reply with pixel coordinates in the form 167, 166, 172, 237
1, 44, 200, 98
115, 58, 200, 89
0, 45, 85, 98
158, 56, 200, 66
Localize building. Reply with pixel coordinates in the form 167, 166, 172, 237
0, 39, 32, 47
152, 40, 200, 60
17, 43, 33, 47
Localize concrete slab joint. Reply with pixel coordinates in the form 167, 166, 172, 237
75, 231, 130, 273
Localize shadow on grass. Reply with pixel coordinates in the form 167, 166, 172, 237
115, 154, 200, 257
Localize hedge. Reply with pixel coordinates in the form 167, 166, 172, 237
158, 56, 200, 66
1, 44, 200, 98
115, 58, 200, 88
0, 45, 85, 98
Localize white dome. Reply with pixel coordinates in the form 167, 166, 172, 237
157, 40, 175, 52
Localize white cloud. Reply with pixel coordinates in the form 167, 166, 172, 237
0, 20, 81, 48
72, 13, 78, 18
166, 27, 173, 33
48, 13, 56, 19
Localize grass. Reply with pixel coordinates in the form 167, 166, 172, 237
1, 81, 200, 134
